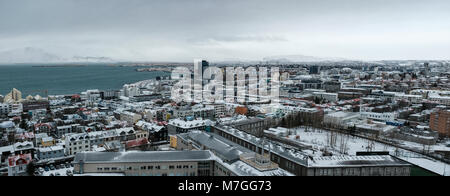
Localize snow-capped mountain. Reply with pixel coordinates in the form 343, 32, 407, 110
262, 55, 349, 63
0, 47, 116, 64
0, 47, 63, 63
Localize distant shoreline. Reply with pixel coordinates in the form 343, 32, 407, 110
31, 65, 88, 68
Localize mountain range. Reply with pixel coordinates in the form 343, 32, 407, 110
0, 47, 115, 64
0, 47, 354, 64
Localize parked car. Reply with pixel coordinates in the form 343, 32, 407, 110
34, 171, 41, 176
55, 172, 61, 176
66, 170, 73, 176
55, 164, 60, 169
44, 166, 50, 171
38, 167, 45, 173
49, 164, 55, 170
66, 163, 71, 168
60, 164, 66, 169
49, 173, 54, 176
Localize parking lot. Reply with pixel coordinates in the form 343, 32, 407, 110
35, 162, 74, 176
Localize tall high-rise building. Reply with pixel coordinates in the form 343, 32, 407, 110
309, 65, 320, 75
193, 59, 209, 103
430, 109, 450, 137
424, 62, 430, 76
3, 88, 22, 103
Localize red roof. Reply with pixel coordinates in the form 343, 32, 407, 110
8, 154, 32, 167
126, 138, 149, 148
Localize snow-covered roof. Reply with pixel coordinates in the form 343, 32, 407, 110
0, 121, 14, 129
168, 118, 212, 129
308, 155, 410, 168
135, 120, 164, 132
73, 150, 214, 164
38, 145, 64, 152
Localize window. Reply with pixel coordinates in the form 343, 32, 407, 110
148, 166, 153, 170
141, 166, 146, 170
155, 166, 161, 170
169, 166, 175, 170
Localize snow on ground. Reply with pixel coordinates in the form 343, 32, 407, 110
288, 128, 392, 155
398, 157, 450, 176
286, 127, 450, 176
74, 173, 125, 176
41, 167, 74, 176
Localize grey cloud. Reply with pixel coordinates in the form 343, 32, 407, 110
187, 35, 288, 45
0, 0, 449, 61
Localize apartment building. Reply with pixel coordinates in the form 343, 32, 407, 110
430, 110, 450, 137
73, 151, 214, 176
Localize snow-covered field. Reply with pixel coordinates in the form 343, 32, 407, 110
285, 127, 450, 176
41, 167, 74, 176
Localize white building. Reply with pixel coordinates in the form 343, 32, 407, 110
0, 103, 12, 116
65, 133, 91, 156
360, 112, 396, 122
428, 94, 450, 106
123, 84, 140, 97
324, 111, 360, 128
313, 92, 339, 102
120, 111, 143, 125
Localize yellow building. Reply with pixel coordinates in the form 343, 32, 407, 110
169, 135, 177, 148
4, 88, 22, 103
41, 137, 56, 147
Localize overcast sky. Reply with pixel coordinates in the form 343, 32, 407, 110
1, 0, 449, 62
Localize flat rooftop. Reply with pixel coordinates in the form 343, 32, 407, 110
73, 150, 213, 164
308, 155, 411, 168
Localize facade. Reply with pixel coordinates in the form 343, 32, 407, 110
213, 125, 412, 176
173, 106, 215, 120
56, 124, 80, 137
135, 120, 168, 144
0, 103, 12, 116
309, 66, 320, 74
129, 94, 162, 102
232, 117, 275, 137
313, 92, 339, 102
323, 81, 341, 93
65, 133, 91, 155
167, 119, 210, 134
205, 103, 226, 118
37, 146, 65, 160
3, 88, 22, 103
73, 151, 214, 176
101, 90, 120, 100
299, 79, 323, 90
360, 111, 396, 122
430, 110, 450, 137
120, 111, 143, 126
324, 112, 360, 128
22, 100, 49, 112
176, 131, 292, 176
40, 137, 56, 147
7, 153, 32, 176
